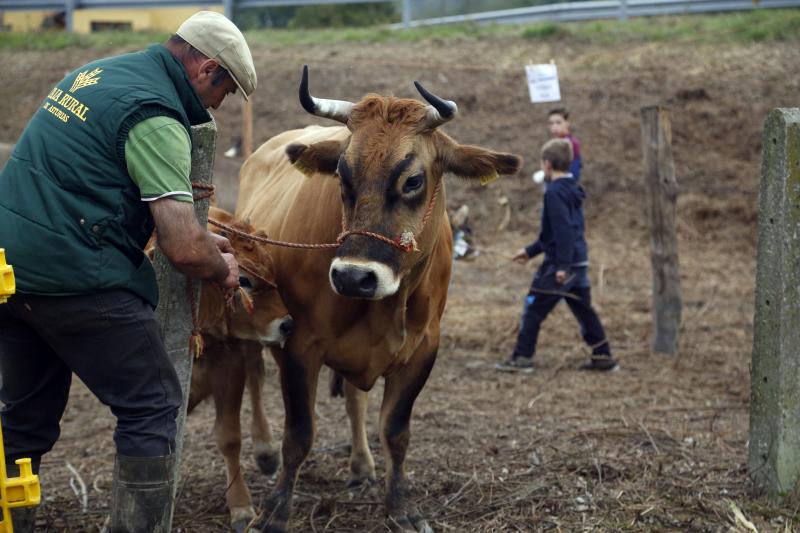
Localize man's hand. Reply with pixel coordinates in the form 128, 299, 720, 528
209, 231, 234, 254
217, 252, 240, 290
149, 199, 234, 284
555, 270, 567, 284
512, 248, 529, 265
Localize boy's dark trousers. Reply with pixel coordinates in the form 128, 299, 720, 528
0, 290, 182, 470
512, 262, 611, 359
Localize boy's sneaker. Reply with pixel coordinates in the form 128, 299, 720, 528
579, 356, 619, 372
495, 356, 534, 374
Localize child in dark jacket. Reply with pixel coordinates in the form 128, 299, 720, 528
496, 138, 617, 373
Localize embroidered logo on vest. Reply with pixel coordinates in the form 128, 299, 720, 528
70, 68, 103, 93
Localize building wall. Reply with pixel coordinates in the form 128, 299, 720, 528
2, 11, 51, 32
1, 6, 224, 33
72, 6, 224, 34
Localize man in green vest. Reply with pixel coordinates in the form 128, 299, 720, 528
0, 11, 257, 532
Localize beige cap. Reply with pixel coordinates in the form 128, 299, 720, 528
176, 11, 257, 99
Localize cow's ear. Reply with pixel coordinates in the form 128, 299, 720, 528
286, 140, 343, 178
440, 140, 522, 185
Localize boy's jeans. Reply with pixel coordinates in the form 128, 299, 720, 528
512, 263, 611, 359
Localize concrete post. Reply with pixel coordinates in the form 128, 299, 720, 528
749, 108, 800, 502
152, 120, 216, 529
641, 106, 682, 355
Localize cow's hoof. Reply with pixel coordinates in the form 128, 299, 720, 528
346, 475, 378, 499
231, 506, 256, 533
231, 518, 250, 533
252, 514, 286, 533
255, 445, 281, 476
260, 526, 287, 533
254, 493, 290, 533
386, 506, 434, 533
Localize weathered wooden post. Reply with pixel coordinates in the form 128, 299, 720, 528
242, 96, 253, 159
749, 108, 800, 501
152, 119, 216, 529
640, 106, 682, 355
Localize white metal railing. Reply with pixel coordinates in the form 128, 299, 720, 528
392, 0, 800, 28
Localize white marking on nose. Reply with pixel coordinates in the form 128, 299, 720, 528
260, 315, 293, 347
329, 257, 401, 299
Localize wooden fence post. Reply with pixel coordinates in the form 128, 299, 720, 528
748, 108, 800, 502
152, 119, 216, 529
640, 106, 682, 355
242, 96, 253, 159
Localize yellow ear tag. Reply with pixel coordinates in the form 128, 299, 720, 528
292, 161, 317, 178
479, 173, 499, 186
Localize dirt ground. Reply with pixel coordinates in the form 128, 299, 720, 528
1, 31, 799, 532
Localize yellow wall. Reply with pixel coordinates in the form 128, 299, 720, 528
2, 11, 51, 32
73, 6, 224, 34
1, 6, 224, 33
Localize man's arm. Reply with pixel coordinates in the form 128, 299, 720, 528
149, 199, 239, 288
123, 116, 238, 288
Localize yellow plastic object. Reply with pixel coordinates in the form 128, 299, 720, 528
0, 249, 14, 305
0, 420, 41, 532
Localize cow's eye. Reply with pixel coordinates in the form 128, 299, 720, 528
238, 275, 252, 288
402, 174, 424, 194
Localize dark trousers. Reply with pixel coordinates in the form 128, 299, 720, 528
0, 290, 182, 470
512, 264, 611, 359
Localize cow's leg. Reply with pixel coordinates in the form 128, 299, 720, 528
211, 340, 256, 532
379, 343, 437, 533
257, 349, 321, 533
246, 348, 280, 476
344, 380, 376, 492
187, 351, 213, 414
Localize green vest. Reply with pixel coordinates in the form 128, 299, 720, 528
0, 45, 210, 307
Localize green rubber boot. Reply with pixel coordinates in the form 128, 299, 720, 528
108, 454, 174, 533
9, 507, 37, 533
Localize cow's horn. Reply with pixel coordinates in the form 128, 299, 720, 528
299, 65, 353, 125
414, 81, 458, 128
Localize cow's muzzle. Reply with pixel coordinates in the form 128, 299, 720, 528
261, 314, 294, 348
329, 258, 400, 299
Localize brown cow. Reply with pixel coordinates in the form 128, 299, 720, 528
237, 67, 522, 532
152, 206, 293, 532
0, 142, 14, 172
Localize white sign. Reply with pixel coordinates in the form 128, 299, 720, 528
525, 64, 561, 104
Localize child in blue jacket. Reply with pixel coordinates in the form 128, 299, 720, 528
497, 138, 617, 373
